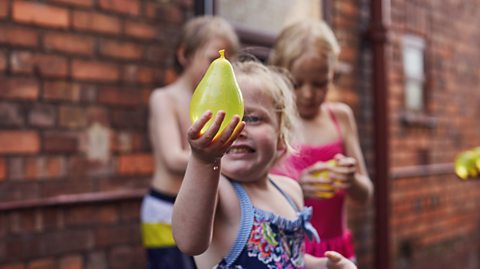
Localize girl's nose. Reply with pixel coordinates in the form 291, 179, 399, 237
299, 84, 313, 99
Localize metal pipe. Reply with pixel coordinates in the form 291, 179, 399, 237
368, 0, 391, 268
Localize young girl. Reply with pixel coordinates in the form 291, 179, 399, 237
172, 60, 356, 269
269, 20, 373, 261
142, 16, 239, 268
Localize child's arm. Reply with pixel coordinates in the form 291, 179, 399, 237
172, 111, 244, 255
304, 251, 357, 269
149, 90, 189, 173
332, 103, 373, 204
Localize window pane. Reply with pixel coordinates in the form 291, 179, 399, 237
215, 0, 322, 35
405, 79, 424, 111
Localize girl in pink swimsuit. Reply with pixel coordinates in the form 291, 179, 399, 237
269, 20, 373, 261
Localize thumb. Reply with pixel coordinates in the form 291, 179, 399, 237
325, 251, 342, 263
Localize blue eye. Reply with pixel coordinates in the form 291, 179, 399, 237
243, 115, 260, 124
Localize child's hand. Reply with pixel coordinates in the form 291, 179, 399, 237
330, 154, 357, 190
325, 251, 357, 269
187, 110, 245, 163
300, 161, 336, 199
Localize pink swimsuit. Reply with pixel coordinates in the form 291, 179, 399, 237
272, 107, 355, 260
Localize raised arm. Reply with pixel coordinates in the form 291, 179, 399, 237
172, 111, 244, 255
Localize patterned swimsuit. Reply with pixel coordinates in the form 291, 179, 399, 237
215, 179, 319, 269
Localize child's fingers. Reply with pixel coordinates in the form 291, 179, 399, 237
214, 115, 241, 145
199, 111, 226, 143
325, 251, 342, 263
188, 110, 212, 139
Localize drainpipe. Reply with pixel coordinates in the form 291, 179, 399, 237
368, 0, 391, 269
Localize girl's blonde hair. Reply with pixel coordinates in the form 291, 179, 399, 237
268, 20, 340, 76
174, 16, 240, 73
233, 60, 299, 155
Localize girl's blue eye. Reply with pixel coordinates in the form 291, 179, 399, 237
243, 115, 260, 123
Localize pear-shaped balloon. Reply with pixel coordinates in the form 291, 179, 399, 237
190, 49, 244, 138
454, 150, 479, 180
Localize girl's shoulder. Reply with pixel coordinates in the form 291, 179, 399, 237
324, 102, 356, 126
269, 174, 304, 210
325, 102, 354, 117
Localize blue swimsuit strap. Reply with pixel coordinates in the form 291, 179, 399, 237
224, 180, 255, 266
268, 178, 300, 212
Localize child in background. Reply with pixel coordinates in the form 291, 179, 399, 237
141, 16, 239, 269
172, 60, 356, 269
269, 20, 373, 261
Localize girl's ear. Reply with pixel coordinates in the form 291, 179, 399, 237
176, 47, 187, 67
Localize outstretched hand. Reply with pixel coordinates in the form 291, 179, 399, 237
187, 110, 245, 164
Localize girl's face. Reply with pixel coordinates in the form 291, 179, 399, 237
290, 51, 332, 119
186, 37, 233, 89
221, 76, 284, 182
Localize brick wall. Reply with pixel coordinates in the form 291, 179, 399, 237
331, 1, 375, 268
0, 0, 193, 267
389, 1, 480, 269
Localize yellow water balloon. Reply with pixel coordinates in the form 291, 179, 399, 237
190, 49, 244, 138
454, 150, 479, 180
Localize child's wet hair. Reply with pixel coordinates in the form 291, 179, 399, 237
174, 16, 240, 73
232, 59, 300, 155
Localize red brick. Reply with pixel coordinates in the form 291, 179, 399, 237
72, 11, 121, 34
28, 104, 56, 128
59, 254, 83, 269
97, 88, 146, 107
65, 204, 118, 227
51, 0, 93, 7
0, 103, 25, 127
108, 245, 136, 269
98, 0, 140, 16
100, 40, 143, 60
40, 175, 94, 196
155, 4, 184, 24
13, 1, 69, 29
28, 257, 55, 269
94, 225, 133, 247
0, 49, 6, 71
125, 21, 156, 40
0, 77, 39, 100
59, 106, 87, 129
47, 157, 66, 178
10, 51, 68, 77
0, 0, 8, 19
123, 65, 157, 84
164, 67, 178, 84
9, 210, 39, 234
44, 32, 95, 55
72, 60, 119, 82
24, 157, 41, 180
85, 252, 107, 269
117, 154, 153, 175
0, 131, 40, 154
0, 25, 38, 47
43, 81, 81, 102
0, 263, 26, 269
43, 132, 78, 153
0, 158, 5, 181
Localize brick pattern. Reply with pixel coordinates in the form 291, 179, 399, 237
388, 1, 480, 269
0, 201, 144, 268
3, 0, 480, 269
0, 0, 190, 267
